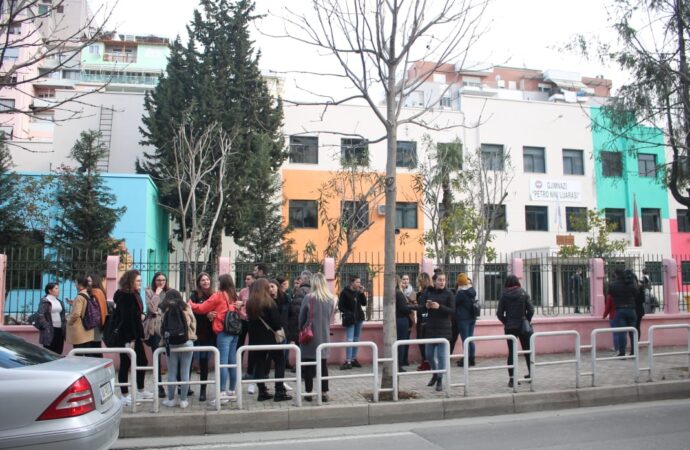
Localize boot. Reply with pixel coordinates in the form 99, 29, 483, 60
435, 376, 443, 392
469, 357, 476, 367
456, 357, 464, 367
273, 389, 292, 402
199, 385, 206, 402
427, 374, 438, 387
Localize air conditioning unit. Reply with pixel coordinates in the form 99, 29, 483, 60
377, 204, 386, 216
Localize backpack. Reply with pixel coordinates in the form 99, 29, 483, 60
79, 293, 102, 330
162, 303, 189, 347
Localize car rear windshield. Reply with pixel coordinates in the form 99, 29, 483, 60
0, 332, 60, 368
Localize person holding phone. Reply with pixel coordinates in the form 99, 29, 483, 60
423, 271, 454, 391
338, 275, 367, 370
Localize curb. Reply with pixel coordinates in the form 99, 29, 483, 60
119, 379, 690, 438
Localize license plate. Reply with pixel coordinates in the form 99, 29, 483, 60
100, 380, 113, 404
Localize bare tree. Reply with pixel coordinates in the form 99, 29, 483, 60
160, 118, 235, 296
275, 0, 490, 389
0, 1, 114, 122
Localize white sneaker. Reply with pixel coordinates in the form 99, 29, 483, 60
161, 398, 177, 408
120, 395, 132, 406
210, 397, 229, 407
248, 383, 257, 394
138, 390, 154, 399
283, 383, 293, 391
225, 390, 237, 401
221, 390, 235, 399
179, 400, 189, 409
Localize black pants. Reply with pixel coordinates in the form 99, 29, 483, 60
506, 328, 531, 379
188, 339, 212, 387
302, 357, 329, 393
73, 340, 102, 358
449, 319, 459, 355
416, 321, 427, 361
45, 327, 64, 355
237, 320, 258, 378
119, 339, 148, 394
254, 349, 286, 393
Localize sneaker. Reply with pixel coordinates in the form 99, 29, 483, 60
179, 400, 189, 409
340, 362, 352, 370
248, 383, 257, 394
283, 383, 293, 391
222, 390, 236, 399
274, 391, 292, 402
508, 379, 514, 388
138, 390, 154, 399
158, 387, 166, 398
161, 398, 177, 408
210, 397, 229, 406
257, 391, 274, 401
321, 394, 329, 403
120, 395, 132, 406
351, 359, 362, 368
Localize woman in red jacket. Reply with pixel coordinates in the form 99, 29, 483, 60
190, 274, 243, 404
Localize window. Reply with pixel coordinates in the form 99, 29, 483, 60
563, 149, 584, 175
523, 146, 545, 173
566, 207, 588, 232
342, 201, 369, 230
485, 204, 507, 230
641, 208, 661, 232
462, 76, 481, 88
682, 261, 690, 285
89, 44, 100, 55
678, 209, 690, 232
62, 70, 79, 80
396, 202, 418, 228
0, 98, 15, 112
601, 151, 622, 177
0, 126, 13, 140
432, 73, 446, 83
409, 90, 424, 107
481, 143, 504, 170
396, 141, 417, 168
9, 23, 21, 34
38, 4, 49, 15
537, 83, 551, 93
484, 263, 508, 301
341, 138, 369, 166
288, 200, 318, 228
56, 5, 64, 13
525, 206, 548, 231
605, 208, 626, 232
3, 47, 19, 61
440, 96, 452, 108
645, 261, 663, 285
638, 153, 657, 177
437, 142, 462, 169
289, 135, 318, 164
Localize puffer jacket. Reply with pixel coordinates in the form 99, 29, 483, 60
422, 287, 454, 340
35, 296, 66, 346
455, 286, 477, 321
338, 286, 367, 322
496, 286, 534, 331
608, 279, 637, 309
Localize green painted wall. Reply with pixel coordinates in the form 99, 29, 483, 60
81, 43, 169, 72
591, 107, 668, 218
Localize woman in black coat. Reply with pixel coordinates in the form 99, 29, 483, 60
496, 275, 535, 387
247, 278, 291, 402
35, 282, 66, 354
112, 269, 150, 404
423, 272, 455, 391
395, 276, 419, 372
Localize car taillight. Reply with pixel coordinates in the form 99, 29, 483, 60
37, 376, 95, 420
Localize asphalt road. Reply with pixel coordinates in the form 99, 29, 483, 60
116, 399, 690, 450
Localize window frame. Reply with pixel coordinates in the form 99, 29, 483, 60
678, 209, 690, 233
525, 205, 549, 231
481, 143, 504, 171
289, 135, 319, 164
396, 140, 418, 169
638, 153, 657, 178
0, 98, 16, 112
601, 151, 623, 177
288, 200, 318, 229
641, 208, 662, 232
341, 200, 369, 230
565, 207, 588, 232
604, 208, 626, 233
523, 146, 546, 173
395, 202, 418, 229
340, 138, 369, 166
485, 204, 507, 230
562, 149, 584, 175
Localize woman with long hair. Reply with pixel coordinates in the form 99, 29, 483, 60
423, 271, 455, 391
36, 282, 66, 354
66, 276, 97, 351
299, 273, 336, 402
415, 272, 432, 370
496, 275, 535, 387
454, 273, 478, 367
190, 274, 243, 404
143, 272, 169, 398
246, 278, 292, 402
395, 275, 419, 372
188, 272, 215, 402
113, 269, 152, 405
268, 278, 293, 390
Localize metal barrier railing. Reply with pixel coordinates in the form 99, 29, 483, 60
588, 327, 639, 386
68, 347, 139, 412
152, 346, 221, 412
235, 344, 302, 409
315, 341, 379, 405
392, 338, 450, 400
529, 331, 581, 391
647, 324, 690, 382
461, 335, 519, 396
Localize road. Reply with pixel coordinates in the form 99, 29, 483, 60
115, 399, 690, 450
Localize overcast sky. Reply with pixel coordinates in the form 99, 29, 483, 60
91, 0, 628, 98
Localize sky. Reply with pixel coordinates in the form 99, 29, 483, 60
90, 0, 629, 99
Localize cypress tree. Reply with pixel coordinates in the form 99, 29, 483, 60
139, 0, 286, 259
0, 138, 24, 247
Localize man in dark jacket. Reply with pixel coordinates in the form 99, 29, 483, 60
338, 275, 368, 370
609, 269, 639, 356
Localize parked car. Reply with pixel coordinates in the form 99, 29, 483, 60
0, 331, 121, 449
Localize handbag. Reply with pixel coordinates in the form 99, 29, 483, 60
222, 293, 242, 335
298, 295, 315, 344
103, 311, 123, 347
259, 316, 286, 344
520, 294, 533, 335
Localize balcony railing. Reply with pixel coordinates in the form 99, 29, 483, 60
102, 53, 136, 63
80, 73, 159, 86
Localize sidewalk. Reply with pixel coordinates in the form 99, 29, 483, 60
116, 345, 690, 440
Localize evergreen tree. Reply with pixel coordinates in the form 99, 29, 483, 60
0, 138, 24, 247
50, 131, 126, 260
139, 0, 286, 260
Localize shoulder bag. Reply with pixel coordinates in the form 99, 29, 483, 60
520, 293, 533, 335
223, 293, 242, 335
298, 295, 315, 344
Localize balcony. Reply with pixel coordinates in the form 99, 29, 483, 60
79, 72, 160, 86
103, 53, 137, 63
458, 83, 498, 97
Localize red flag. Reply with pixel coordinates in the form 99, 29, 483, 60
632, 195, 642, 247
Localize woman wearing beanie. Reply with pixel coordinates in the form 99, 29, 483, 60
454, 273, 478, 367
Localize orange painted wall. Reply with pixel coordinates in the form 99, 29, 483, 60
282, 169, 425, 261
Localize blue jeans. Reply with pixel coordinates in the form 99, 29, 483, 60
396, 317, 411, 367
217, 332, 239, 392
609, 319, 623, 352
614, 308, 637, 355
457, 319, 476, 360
167, 340, 193, 401
425, 342, 447, 374
345, 320, 364, 361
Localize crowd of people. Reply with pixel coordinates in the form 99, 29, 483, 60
32, 264, 655, 404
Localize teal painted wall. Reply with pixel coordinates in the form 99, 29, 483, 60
591, 107, 668, 218
81, 43, 169, 72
